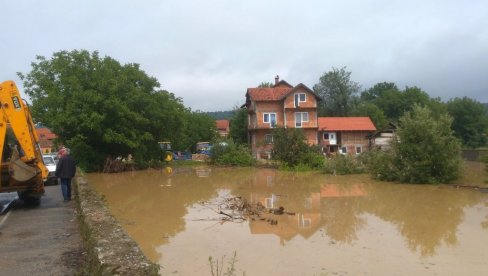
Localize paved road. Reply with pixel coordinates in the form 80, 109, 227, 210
0, 185, 84, 276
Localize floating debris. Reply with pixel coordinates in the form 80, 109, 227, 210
198, 195, 293, 226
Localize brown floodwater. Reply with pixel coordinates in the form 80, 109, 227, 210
86, 165, 488, 276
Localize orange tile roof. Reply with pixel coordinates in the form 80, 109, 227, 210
318, 117, 376, 131
36, 127, 57, 140
247, 87, 291, 101
215, 119, 229, 130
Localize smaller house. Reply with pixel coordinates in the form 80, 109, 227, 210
368, 122, 397, 150
36, 127, 57, 154
318, 117, 376, 155
215, 119, 230, 137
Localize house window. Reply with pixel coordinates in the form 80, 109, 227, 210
266, 176, 274, 187
341, 146, 347, 154
263, 113, 277, 127
264, 134, 274, 144
295, 112, 309, 127
298, 214, 311, 228
294, 93, 306, 107
323, 133, 329, 139
356, 145, 362, 154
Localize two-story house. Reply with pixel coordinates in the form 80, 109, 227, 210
243, 76, 321, 158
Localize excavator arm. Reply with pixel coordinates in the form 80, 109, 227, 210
0, 80, 48, 203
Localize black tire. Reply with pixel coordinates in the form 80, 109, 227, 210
17, 191, 41, 206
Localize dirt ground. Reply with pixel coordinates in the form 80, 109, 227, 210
0, 184, 85, 276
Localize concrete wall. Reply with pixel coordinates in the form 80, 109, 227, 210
75, 175, 159, 275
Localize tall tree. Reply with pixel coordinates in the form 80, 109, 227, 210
361, 82, 403, 121
177, 111, 217, 151
229, 107, 248, 144
360, 82, 447, 122
447, 97, 488, 148
351, 102, 387, 129
18, 49, 203, 171
313, 67, 360, 116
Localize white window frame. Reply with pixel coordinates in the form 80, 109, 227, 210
264, 134, 274, 144
294, 93, 306, 107
263, 112, 277, 128
340, 146, 347, 154
298, 213, 312, 228
295, 112, 309, 128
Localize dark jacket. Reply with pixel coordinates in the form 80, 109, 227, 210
55, 155, 76, 178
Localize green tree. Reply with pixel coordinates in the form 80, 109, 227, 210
19, 50, 194, 171
209, 137, 255, 166
313, 67, 361, 116
272, 128, 309, 167
271, 127, 323, 169
229, 107, 248, 144
257, 82, 273, 88
377, 105, 462, 184
351, 102, 387, 130
362, 83, 403, 121
447, 97, 488, 148
173, 111, 217, 152
361, 82, 447, 123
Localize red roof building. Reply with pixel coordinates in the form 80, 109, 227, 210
318, 117, 376, 155
36, 127, 57, 154
243, 76, 321, 158
318, 117, 377, 131
215, 119, 230, 137
243, 76, 377, 157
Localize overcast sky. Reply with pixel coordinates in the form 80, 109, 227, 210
3, 0, 487, 111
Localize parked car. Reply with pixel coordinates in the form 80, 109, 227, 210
42, 155, 57, 185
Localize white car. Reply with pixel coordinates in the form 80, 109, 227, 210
42, 155, 57, 185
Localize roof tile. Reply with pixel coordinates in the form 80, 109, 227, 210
318, 117, 376, 131
247, 87, 291, 101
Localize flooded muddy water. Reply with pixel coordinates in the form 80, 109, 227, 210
87, 166, 488, 275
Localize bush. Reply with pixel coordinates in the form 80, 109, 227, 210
210, 139, 255, 167
365, 105, 462, 184
361, 149, 397, 181
272, 127, 324, 171
324, 154, 365, 175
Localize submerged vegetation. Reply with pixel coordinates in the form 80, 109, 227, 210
209, 138, 255, 167
208, 252, 240, 276
271, 128, 324, 171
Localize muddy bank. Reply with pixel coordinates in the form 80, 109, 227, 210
74, 175, 159, 275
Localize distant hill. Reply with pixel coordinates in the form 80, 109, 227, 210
206, 110, 234, 120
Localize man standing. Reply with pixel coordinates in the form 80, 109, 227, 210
55, 148, 76, 202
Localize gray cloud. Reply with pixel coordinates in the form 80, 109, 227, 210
3, 0, 487, 111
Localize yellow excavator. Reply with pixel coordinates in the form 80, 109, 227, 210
0, 80, 48, 205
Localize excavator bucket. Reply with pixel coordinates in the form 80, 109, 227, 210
8, 147, 40, 182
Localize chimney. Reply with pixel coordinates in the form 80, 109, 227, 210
275, 75, 279, 85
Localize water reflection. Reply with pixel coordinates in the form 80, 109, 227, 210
87, 166, 488, 273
